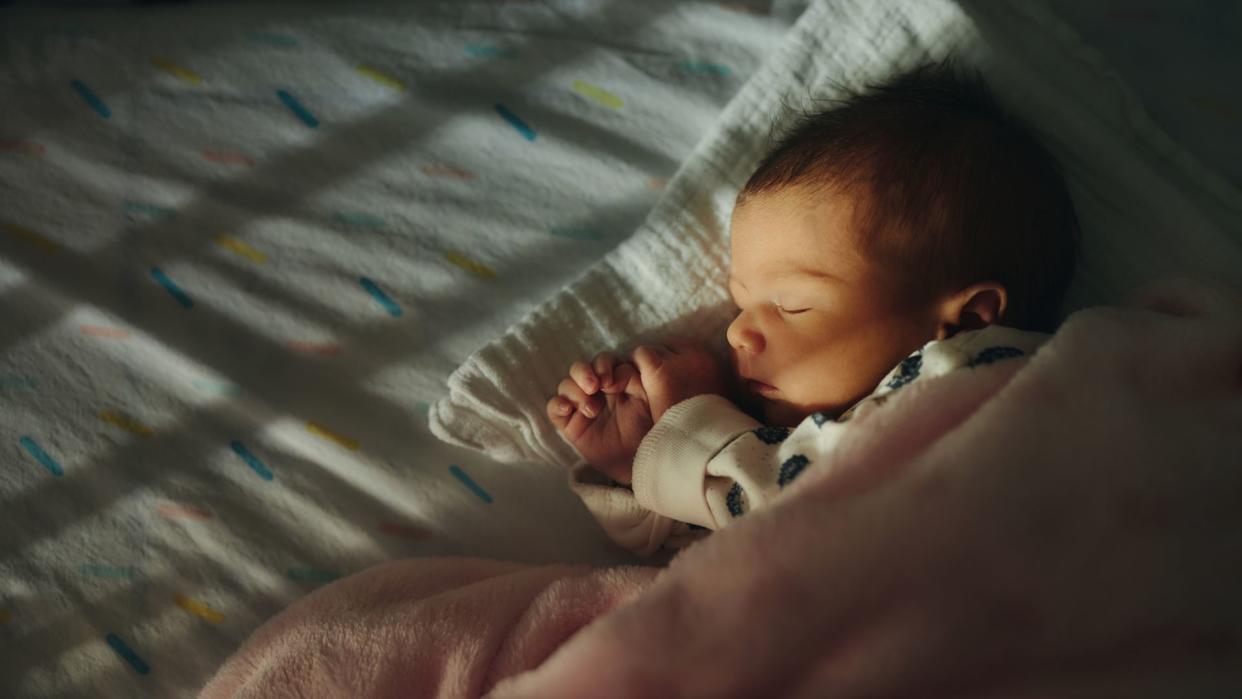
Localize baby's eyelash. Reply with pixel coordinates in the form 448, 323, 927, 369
776, 303, 810, 315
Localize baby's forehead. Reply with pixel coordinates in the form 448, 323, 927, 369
729, 190, 864, 274
727, 252, 843, 288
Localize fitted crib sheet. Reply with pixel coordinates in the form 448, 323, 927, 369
0, 1, 802, 695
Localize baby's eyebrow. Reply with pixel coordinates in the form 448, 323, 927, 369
729, 270, 837, 289
788, 266, 841, 284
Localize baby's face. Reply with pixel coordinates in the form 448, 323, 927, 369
727, 187, 939, 426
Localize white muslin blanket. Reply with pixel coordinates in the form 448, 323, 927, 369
428, 0, 1242, 468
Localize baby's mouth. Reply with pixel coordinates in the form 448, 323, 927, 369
748, 379, 778, 396
731, 354, 777, 397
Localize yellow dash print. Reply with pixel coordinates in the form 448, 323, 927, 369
571, 80, 624, 110
100, 410, 154, 438
215, 234, 268, 264
443, 251, 497, 279
356, 65, 406, 91
151, 56, 202, 85
175, 594, 224, 624
2, 222, 59, 254
306, 421, 359, 450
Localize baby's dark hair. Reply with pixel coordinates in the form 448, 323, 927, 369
739, 60, 1079, 332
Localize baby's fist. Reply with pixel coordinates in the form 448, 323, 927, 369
631, 339, 729, 422
547, 353, 653, 485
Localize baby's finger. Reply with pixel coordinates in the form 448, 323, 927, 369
546, 396, 574, 430
613, 362, 648, 401
557, 377, 589, 409
631, 345, 666, 375
569, 360, 600, 395
593, 352, 619, 392
557, 377, 604, 419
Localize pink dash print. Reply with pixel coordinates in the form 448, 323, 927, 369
0, 139, 46, 156
80, 324, 131, 339
157, 503, 213, 521
202, 149, 255, 166
421, 163, 475, 180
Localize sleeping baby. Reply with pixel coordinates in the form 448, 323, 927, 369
546, 61, 1080, 555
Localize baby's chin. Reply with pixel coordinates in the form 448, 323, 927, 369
730, 378, 823, 426
759, 398, 812, 428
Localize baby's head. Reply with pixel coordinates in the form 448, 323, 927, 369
727, 61, 1080, 426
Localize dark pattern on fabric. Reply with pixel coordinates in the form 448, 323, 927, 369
967, 346, 1026, 368
726, 483, 745, 518
810, 411, 831, 427
753, 426, 791, 444
886, 354, 923, 390
778, 454, 809, 487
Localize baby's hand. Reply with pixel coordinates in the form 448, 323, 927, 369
632, 339, 730, 422
547, 352, 653, 485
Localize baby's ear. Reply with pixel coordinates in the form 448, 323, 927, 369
937, 283, 1008, 339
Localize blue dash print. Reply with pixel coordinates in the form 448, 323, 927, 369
449, 464, 492, 503
359, 277, 402, 317
20, 436, 63, 476
70, 79, 111, 118
494, 103, 536, 141
150, 267, 193, 308
230, 440, 274, 481
679, 60, 732, 77
105, 633, 150, 675
277, 89, 319, 128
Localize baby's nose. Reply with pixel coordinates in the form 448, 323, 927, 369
726, 314, 764, 354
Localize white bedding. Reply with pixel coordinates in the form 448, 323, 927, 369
429, 0, 1242, 470
0, 2, 801, 696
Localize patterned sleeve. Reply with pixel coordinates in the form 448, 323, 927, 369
631, 395, 842, 529
631, 326, 1050, 529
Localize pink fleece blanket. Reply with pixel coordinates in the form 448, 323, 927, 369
201, 279, 1242, 698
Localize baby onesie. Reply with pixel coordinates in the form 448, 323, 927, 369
568, 325, 1048, 556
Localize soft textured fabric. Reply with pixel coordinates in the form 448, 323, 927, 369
198, 557, 657, 699
491, 278, 1242, 697
428, 0, 1242, 471
202, 279, 1242, 698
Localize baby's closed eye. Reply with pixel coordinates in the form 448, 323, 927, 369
775, 303, 810, 315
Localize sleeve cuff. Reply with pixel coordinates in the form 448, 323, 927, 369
568, 462, 678, 556
631, 394, 760, 528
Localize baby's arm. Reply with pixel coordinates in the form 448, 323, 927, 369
629, 394, 830, 528
556, 339, 840, 534
548, 340, 730, 555
621, 340, 800, 527
627, 326, 1053, 528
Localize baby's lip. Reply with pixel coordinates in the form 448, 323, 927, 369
734, 356, 775, 393
746, 378, 778, 395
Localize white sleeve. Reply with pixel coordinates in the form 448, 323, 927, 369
631, 394, 844, 528
567, 463, 706, 557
